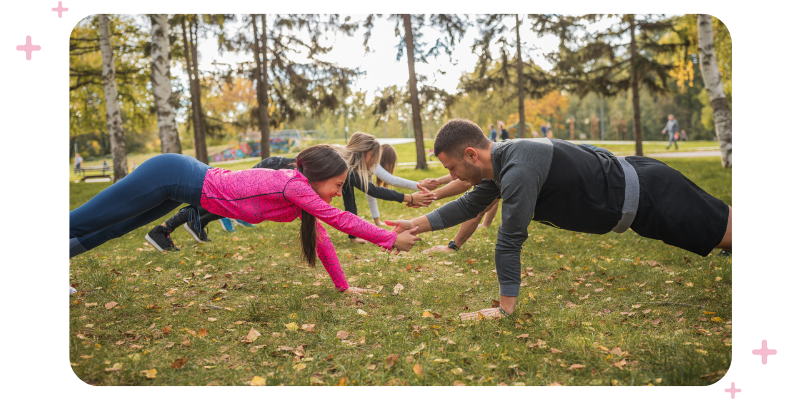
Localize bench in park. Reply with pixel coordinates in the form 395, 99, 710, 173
80, 165, 113, 182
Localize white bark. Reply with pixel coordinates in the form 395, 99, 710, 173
697, 14, 732, 167
150, 14, 182, 154
98, 14, 128, 181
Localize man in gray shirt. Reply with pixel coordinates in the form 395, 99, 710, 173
662, 114, 680, 150
388, 119, 732, 321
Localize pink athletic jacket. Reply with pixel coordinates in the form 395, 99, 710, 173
199, 168, 397, 291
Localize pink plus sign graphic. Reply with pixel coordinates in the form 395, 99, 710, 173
16, 36, 41, 60
52, 2, 68, 18
752, 339, 777, 364
724, 382, 741, 399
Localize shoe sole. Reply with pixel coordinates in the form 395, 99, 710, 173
183, 223, 211, 243
145, 233, 170, 252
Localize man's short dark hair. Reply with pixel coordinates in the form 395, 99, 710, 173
434, 119, 491, 158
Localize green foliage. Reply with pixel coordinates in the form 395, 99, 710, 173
70, 15, 161, 157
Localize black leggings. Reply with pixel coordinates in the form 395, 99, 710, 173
164, 207, 224, 231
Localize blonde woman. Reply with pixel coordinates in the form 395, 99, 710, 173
366, 144, 440, 226
340, 133, 436, 244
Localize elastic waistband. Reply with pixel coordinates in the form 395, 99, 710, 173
611, 156, 639, 233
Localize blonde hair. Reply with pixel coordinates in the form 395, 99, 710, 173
497, 121, 505, 130
343, 132, 381, 190
376, 144, 398, 188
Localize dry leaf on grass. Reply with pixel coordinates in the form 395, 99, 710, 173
105, 301, 118, 310
568, 364, 585, 370
336, 331, 349, 340
243, 328, 261, 343
385, 354, 399, 369
250, 376, 266, 386
285, 322, 299, 332
171, 358, 187, 369
140, 369, 157, 379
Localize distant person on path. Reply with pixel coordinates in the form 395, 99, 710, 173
546, 122, 553, 138
680, 129, 688, 141
540, 124, 547, 138
488, 123, 497, 142
498, 121, 510, 141
387, 119, 732, 321
74, 153, 83, 174
662, 114, 680, 150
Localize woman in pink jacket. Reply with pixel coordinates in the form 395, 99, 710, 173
69, 145, 420, 294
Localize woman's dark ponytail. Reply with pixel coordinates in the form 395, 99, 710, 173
294, 145, 349, 267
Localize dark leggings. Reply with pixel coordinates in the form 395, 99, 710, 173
164, 207, 224, 231
69, 153, 210, 257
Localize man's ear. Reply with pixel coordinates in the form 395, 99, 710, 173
464, 147, 478, 162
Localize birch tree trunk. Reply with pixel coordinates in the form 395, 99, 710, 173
628, 15, 644, 157
515, 14, 526, 138
181, 15, 208, 164
402, 14, 427, 170
251, 14, 271, 159
149, 14, 182, 154
697, 14, 732, 167
98, 14, 128, 182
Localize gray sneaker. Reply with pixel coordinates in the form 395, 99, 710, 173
70, 286, 77, 295
183, 222, 211, 243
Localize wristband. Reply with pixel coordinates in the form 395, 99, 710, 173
498, 306, 512, 318
448, 240, 459, 251
410, 194, 414, 204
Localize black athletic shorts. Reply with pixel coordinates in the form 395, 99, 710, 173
626, 156, 729, 256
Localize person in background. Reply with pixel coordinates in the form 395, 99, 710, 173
488, 123, 497, 142
540, 124, 547, 138
546, 122, 553, 138
74, 153, 83, 175
499, 121, 510, 141
680, 129, 688, 141
662, 114, 680, 150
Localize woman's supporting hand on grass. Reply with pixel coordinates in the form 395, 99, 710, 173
344, 286, 377, 295
459, 307, 503, 321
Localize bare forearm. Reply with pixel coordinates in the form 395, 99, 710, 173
453, 214, 481, 248
436, 174, 453, 185
410, 215, 432, 234
434, 179, 471, 200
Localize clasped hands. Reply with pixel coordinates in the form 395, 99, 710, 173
384, 219, 420, 254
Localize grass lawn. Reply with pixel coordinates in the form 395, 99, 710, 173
69, 143, 731, 386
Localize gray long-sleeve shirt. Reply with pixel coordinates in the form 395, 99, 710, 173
425, 139, 628, 297
426, 139, 554, 296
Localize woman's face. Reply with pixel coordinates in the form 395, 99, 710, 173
309, 172, 347, 203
